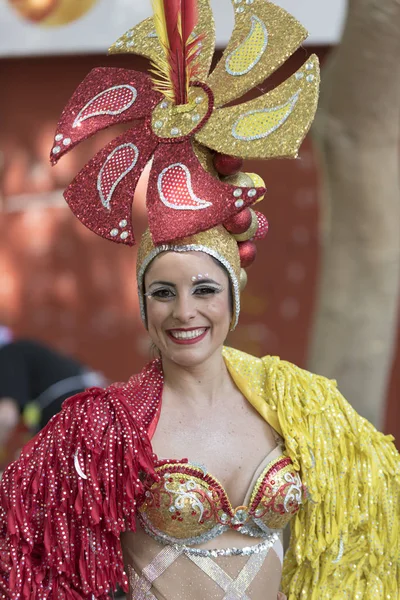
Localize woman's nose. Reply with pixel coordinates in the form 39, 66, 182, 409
172, 294, 197, 322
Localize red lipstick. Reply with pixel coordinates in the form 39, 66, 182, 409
166, 327, 209, 345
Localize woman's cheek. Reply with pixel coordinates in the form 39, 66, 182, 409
204, 298, 230, 323
146, 302, 167, 336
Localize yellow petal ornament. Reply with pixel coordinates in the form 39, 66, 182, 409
110, 0, 319, 166
196, 57, 320, 159
205, 0, 308, 107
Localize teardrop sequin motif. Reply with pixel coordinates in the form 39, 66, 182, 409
97, 143, 139, 210
158, 163, 213, 211
73, 85, 138, 128
232, 91, 300, 141
225, 15, 269, 76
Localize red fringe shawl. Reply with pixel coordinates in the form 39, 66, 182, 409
0, 368, 161, 599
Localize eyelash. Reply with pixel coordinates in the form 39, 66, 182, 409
147, 286, 222, 300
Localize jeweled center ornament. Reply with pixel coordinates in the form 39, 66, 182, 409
151, 85, 212, 140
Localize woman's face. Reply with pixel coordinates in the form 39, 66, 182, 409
144, 251, 231, 368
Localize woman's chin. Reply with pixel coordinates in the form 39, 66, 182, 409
162, 338, 221, 368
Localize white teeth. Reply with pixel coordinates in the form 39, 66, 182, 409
170, 328, 207, 340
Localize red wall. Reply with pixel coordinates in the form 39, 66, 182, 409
0, 48, 398, 442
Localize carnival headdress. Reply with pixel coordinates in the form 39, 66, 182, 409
51, 0, 319, 318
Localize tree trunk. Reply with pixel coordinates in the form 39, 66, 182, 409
308, 0, 400, 429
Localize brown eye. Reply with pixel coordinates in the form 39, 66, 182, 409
194, 286, 221, 296
149, 288, 174, 299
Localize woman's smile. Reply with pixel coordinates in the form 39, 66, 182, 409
166, 327, 210, 344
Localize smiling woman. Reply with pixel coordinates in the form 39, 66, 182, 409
144, 251, 230, 366
1, 0, 399, 599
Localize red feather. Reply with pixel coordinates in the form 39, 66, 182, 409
153, 0, 200, 105
162, 0, 185, 104
163, 0, 181, 53
181, 0, 198, 44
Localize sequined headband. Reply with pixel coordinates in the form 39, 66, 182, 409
51, 0, 319, 271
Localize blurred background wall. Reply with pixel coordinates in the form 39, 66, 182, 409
0, 0, 398, 444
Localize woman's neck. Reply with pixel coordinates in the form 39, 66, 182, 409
161, 348, 232, 406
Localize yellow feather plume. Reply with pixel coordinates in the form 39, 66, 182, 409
151, 0, 176, 101
151, 0, 170, 52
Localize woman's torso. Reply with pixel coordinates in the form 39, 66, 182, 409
121, 381, 288, 599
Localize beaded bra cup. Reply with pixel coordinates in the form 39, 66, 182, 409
138, 450, 306, 547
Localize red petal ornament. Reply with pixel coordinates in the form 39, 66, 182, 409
146, 141, 266, 244
64, 122, 158, 246
51, 68, 161, 164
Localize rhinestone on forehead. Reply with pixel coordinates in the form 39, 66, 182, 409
137, 244, 241, 330
191, 273, 209, 282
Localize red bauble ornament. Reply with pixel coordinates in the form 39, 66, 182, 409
254, 211, 269, 240
213, 153, 244, 177
224, 208, 252, 234
238, 240, 257, 268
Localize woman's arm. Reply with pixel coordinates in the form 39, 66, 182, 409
0, 385, 155, 599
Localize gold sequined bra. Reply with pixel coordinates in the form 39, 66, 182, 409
138, 450, 306, 547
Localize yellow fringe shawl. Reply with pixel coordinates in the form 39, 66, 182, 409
223, 347, 400, 599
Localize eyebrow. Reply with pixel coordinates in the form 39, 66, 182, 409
148, 280, 175, 288
192, 278, 221, 286
148, 278, 221, 288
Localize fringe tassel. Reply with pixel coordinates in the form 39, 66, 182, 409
261, 357, 400, 598
0, 387, 156, 599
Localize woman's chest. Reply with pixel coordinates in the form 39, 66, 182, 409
150, 400, 277, 508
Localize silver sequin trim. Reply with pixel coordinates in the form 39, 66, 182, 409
128, 535, 279, 600
139, 511, 228, 547
73, 84, 137, 128
183, 534, 279, 558
225, 15, 269, 76
232, 91, 300, 141
137, 244, 241, 330
140, 509, 279, 558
